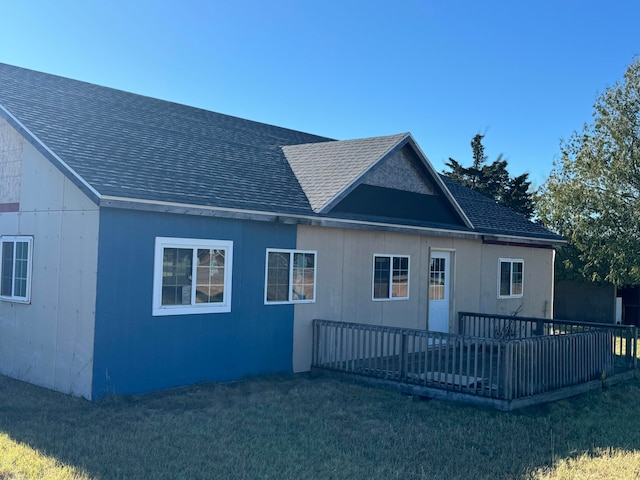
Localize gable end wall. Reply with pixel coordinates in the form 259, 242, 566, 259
0, 118, 98, 399
362, 145, 436, 195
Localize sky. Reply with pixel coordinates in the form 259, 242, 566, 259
1, 1, 639, 187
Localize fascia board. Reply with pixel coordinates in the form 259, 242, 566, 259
100, 194, 561, 248
0, 104, 101, 205
317, 133, 411, 214
405, 134, 475, 229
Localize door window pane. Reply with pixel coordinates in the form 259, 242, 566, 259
429, 257, 446, 301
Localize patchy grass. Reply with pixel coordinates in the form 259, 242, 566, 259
1, 374, 640, 479
532, 448, 640, 479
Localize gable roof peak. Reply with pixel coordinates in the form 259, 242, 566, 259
282, 133, 411, 213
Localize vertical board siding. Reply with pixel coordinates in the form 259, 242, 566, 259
93, 208, 298, 398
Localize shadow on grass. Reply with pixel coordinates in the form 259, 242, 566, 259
1, 373, 640, 479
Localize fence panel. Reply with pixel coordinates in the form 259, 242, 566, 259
459, 312, 637, 371
313, 319, 504, 398
314, 317, 617, 402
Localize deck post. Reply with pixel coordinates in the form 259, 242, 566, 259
400, 333, 408, 380
633, 327, 638, 370
503, 342, 513, 401
312, 320, 318, 366
535, 319, 544, 336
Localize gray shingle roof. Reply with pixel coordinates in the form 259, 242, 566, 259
440, 176, 563, 241
0, 63, 563, 243
0, 63, 330, 215
283, 133, 409, 213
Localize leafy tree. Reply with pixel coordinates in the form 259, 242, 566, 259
537, 57, 640, 286
444, 134, 535, 218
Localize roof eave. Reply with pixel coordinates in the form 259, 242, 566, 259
100, 195, 563, 247
316, 133, 412, 214
404, 134, 475, 229
482, 233, 567, 248
0, 104, 101, 205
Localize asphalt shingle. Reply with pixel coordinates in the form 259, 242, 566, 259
0, 63, 563, 243
440, 176, 562, 241
0, 63, 330, 215
282, 134, 408, 212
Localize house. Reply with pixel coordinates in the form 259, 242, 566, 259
0, 63, 564, 399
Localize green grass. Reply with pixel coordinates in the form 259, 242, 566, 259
1, 374, 640, 479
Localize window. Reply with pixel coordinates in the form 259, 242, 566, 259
0, 236, 33, 303
429, 256, 446, 301
152, 237, 233, 316
498, 258, 524, 298
265, 249, 316, 304
373, 254, 409, 300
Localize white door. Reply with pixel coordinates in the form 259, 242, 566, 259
428, 251, 450, 332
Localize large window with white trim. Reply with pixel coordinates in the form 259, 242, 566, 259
265, 249, 316, 304
373, 254, 409, 300
152, 237, 233, 316
0, 236, 33, 304
498, 258, 524, 298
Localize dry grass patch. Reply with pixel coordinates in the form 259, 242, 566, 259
0, 432, 89, 480
533, 448, 640, 479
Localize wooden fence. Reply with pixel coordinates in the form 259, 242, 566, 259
312, 318, 615, 403
458, 312, 638, 371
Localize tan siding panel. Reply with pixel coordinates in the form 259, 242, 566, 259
293, 225, 555, 373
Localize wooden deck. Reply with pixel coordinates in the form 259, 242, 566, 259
312, 315, 637, 411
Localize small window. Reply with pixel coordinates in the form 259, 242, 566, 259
373, 254, 409, 300
498, 259, 524, 298
265, 249, 316, 304
152, 237, 233, 316
0, 236, 33, 304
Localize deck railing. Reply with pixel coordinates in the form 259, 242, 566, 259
312, 319, 615, 401
458, 312, 638, 370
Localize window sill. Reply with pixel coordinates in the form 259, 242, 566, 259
152, 304, 231, 316
0, 297, 30, 304
265, 300, 316, 306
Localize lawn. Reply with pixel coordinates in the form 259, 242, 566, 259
1, 373, 640, 479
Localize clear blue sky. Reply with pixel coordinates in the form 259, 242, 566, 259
1, 1, 639, 187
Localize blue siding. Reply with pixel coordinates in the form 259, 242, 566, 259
92, 208, 297, 398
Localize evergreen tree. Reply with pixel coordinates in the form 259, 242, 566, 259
444, 134, 535, 218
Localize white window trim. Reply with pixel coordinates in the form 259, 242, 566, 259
264, 249, 317, 305
152, 237, 233, 316
0, 235, 33, 304
372, 254, 410, 301
497, 258, 524, 299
